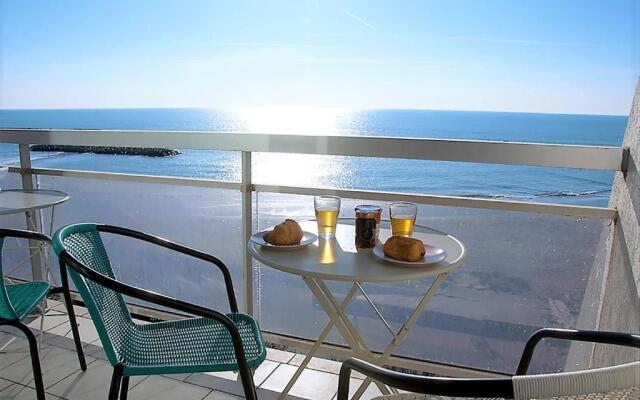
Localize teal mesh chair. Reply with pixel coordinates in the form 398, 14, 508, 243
0, 228, 86, 400
52, 223, 265, 400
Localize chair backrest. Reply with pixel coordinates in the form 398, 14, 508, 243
52, 223, 134, 366
371, 361, 640, 400
512, 361, 640, 400
0, 237, 18, 320
0, 228, 50, 320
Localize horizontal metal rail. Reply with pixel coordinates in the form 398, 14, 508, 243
0, 128, 625, 170
9, 166, 241, 190
255, 184, 617, 219
7, 167, 616, 219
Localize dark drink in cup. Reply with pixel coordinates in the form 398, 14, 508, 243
355, 205, 382, 248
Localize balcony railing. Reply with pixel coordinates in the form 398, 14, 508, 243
0, 127, 629, 378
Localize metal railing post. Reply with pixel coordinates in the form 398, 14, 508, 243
18, 143, 43, 281
241, 151, 254, 315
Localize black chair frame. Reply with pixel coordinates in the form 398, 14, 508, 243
0, 228, 86, 400
337, 328, 640, 400
57, 224, 257, 400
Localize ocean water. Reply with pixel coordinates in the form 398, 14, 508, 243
0, 108, 628, 206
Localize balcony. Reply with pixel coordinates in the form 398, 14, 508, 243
0, 90, 638, 399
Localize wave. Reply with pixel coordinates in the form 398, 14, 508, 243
533, 189, 611, 197
460, 189, 610, 200
462, 193, 530, 199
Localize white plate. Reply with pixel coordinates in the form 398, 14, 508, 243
250, 230, 318, 250
372, 242, 447, 266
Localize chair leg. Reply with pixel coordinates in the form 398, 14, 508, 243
11, 321, 46, 400
238, 362, 258, 400
60, 260, 87, 370
108, 365, 124, 400
120, 376, 130, 400
38, 304, 45, 349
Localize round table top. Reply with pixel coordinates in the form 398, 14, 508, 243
248, 219, 465, 282
0, 189, 69, 216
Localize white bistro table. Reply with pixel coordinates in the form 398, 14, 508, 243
248, 219, 465, 400
0, 189, 69, 283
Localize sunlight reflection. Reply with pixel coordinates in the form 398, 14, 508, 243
240, 107, 354, 187
253, 152, 353, 187
237, 106, 347, 135
318, 238, 336, 264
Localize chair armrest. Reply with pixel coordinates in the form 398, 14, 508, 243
97, 224, 239, 313
337, 358, 513, 400
516, 328, 640, 375
0, 228, 50, 244
58, 249, 254, 374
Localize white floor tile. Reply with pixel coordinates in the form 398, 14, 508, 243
0, 343, 93, 389
266, 347, 296, 363
126, 375, 211, 400
201, 390, 244, 400
0, 384, 63, 400
0, 378, 13, 392
26, 314, 69, 332
50, 301, 89, 318
0, 337, 30, 370
290, 354, 342, 374
187, 359, 279, 388
346, 377, 384, 400
46, 358, 144, 399
260, 364, 338, 400
47, 318, 100, 345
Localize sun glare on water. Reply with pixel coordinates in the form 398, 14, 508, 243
235, 107, 354, 187
237, 106, 347, 135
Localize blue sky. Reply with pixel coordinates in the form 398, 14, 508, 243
1, 0, 638, 114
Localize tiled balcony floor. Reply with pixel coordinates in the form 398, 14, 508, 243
0, 300, 383, 400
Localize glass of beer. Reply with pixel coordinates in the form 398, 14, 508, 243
389, 202, 417, 237
314, 195, 341, 238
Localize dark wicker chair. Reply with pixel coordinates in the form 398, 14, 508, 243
53, 223, 265, 400
0, 228, 86, 400
338, 329, 640, 400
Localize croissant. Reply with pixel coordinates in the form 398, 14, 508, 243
264, 219, 304, 246
383, 236, 425, 262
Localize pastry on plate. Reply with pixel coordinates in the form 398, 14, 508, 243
264, 219, 304, 246
383, 236, 425, 262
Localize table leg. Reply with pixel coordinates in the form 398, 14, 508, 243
351, 273, 448, 400
315, 280, 376, 354
277, 283, 359, 400
40, 205, 58, 286
25, 210, 43, 281
305, 278, 392, 396
304, 278, 373, 360
37, 205, 59, 349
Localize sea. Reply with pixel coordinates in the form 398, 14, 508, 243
0, 108, 628, 206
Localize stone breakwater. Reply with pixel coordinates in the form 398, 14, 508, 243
30, 145, 181, 157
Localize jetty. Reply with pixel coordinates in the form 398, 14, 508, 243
30, 144, 181, 157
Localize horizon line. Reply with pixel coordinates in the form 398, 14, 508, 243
0, 106, 630, 117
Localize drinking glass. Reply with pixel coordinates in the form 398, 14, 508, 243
389, 202, 417, 237
314, 195, 341, 238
